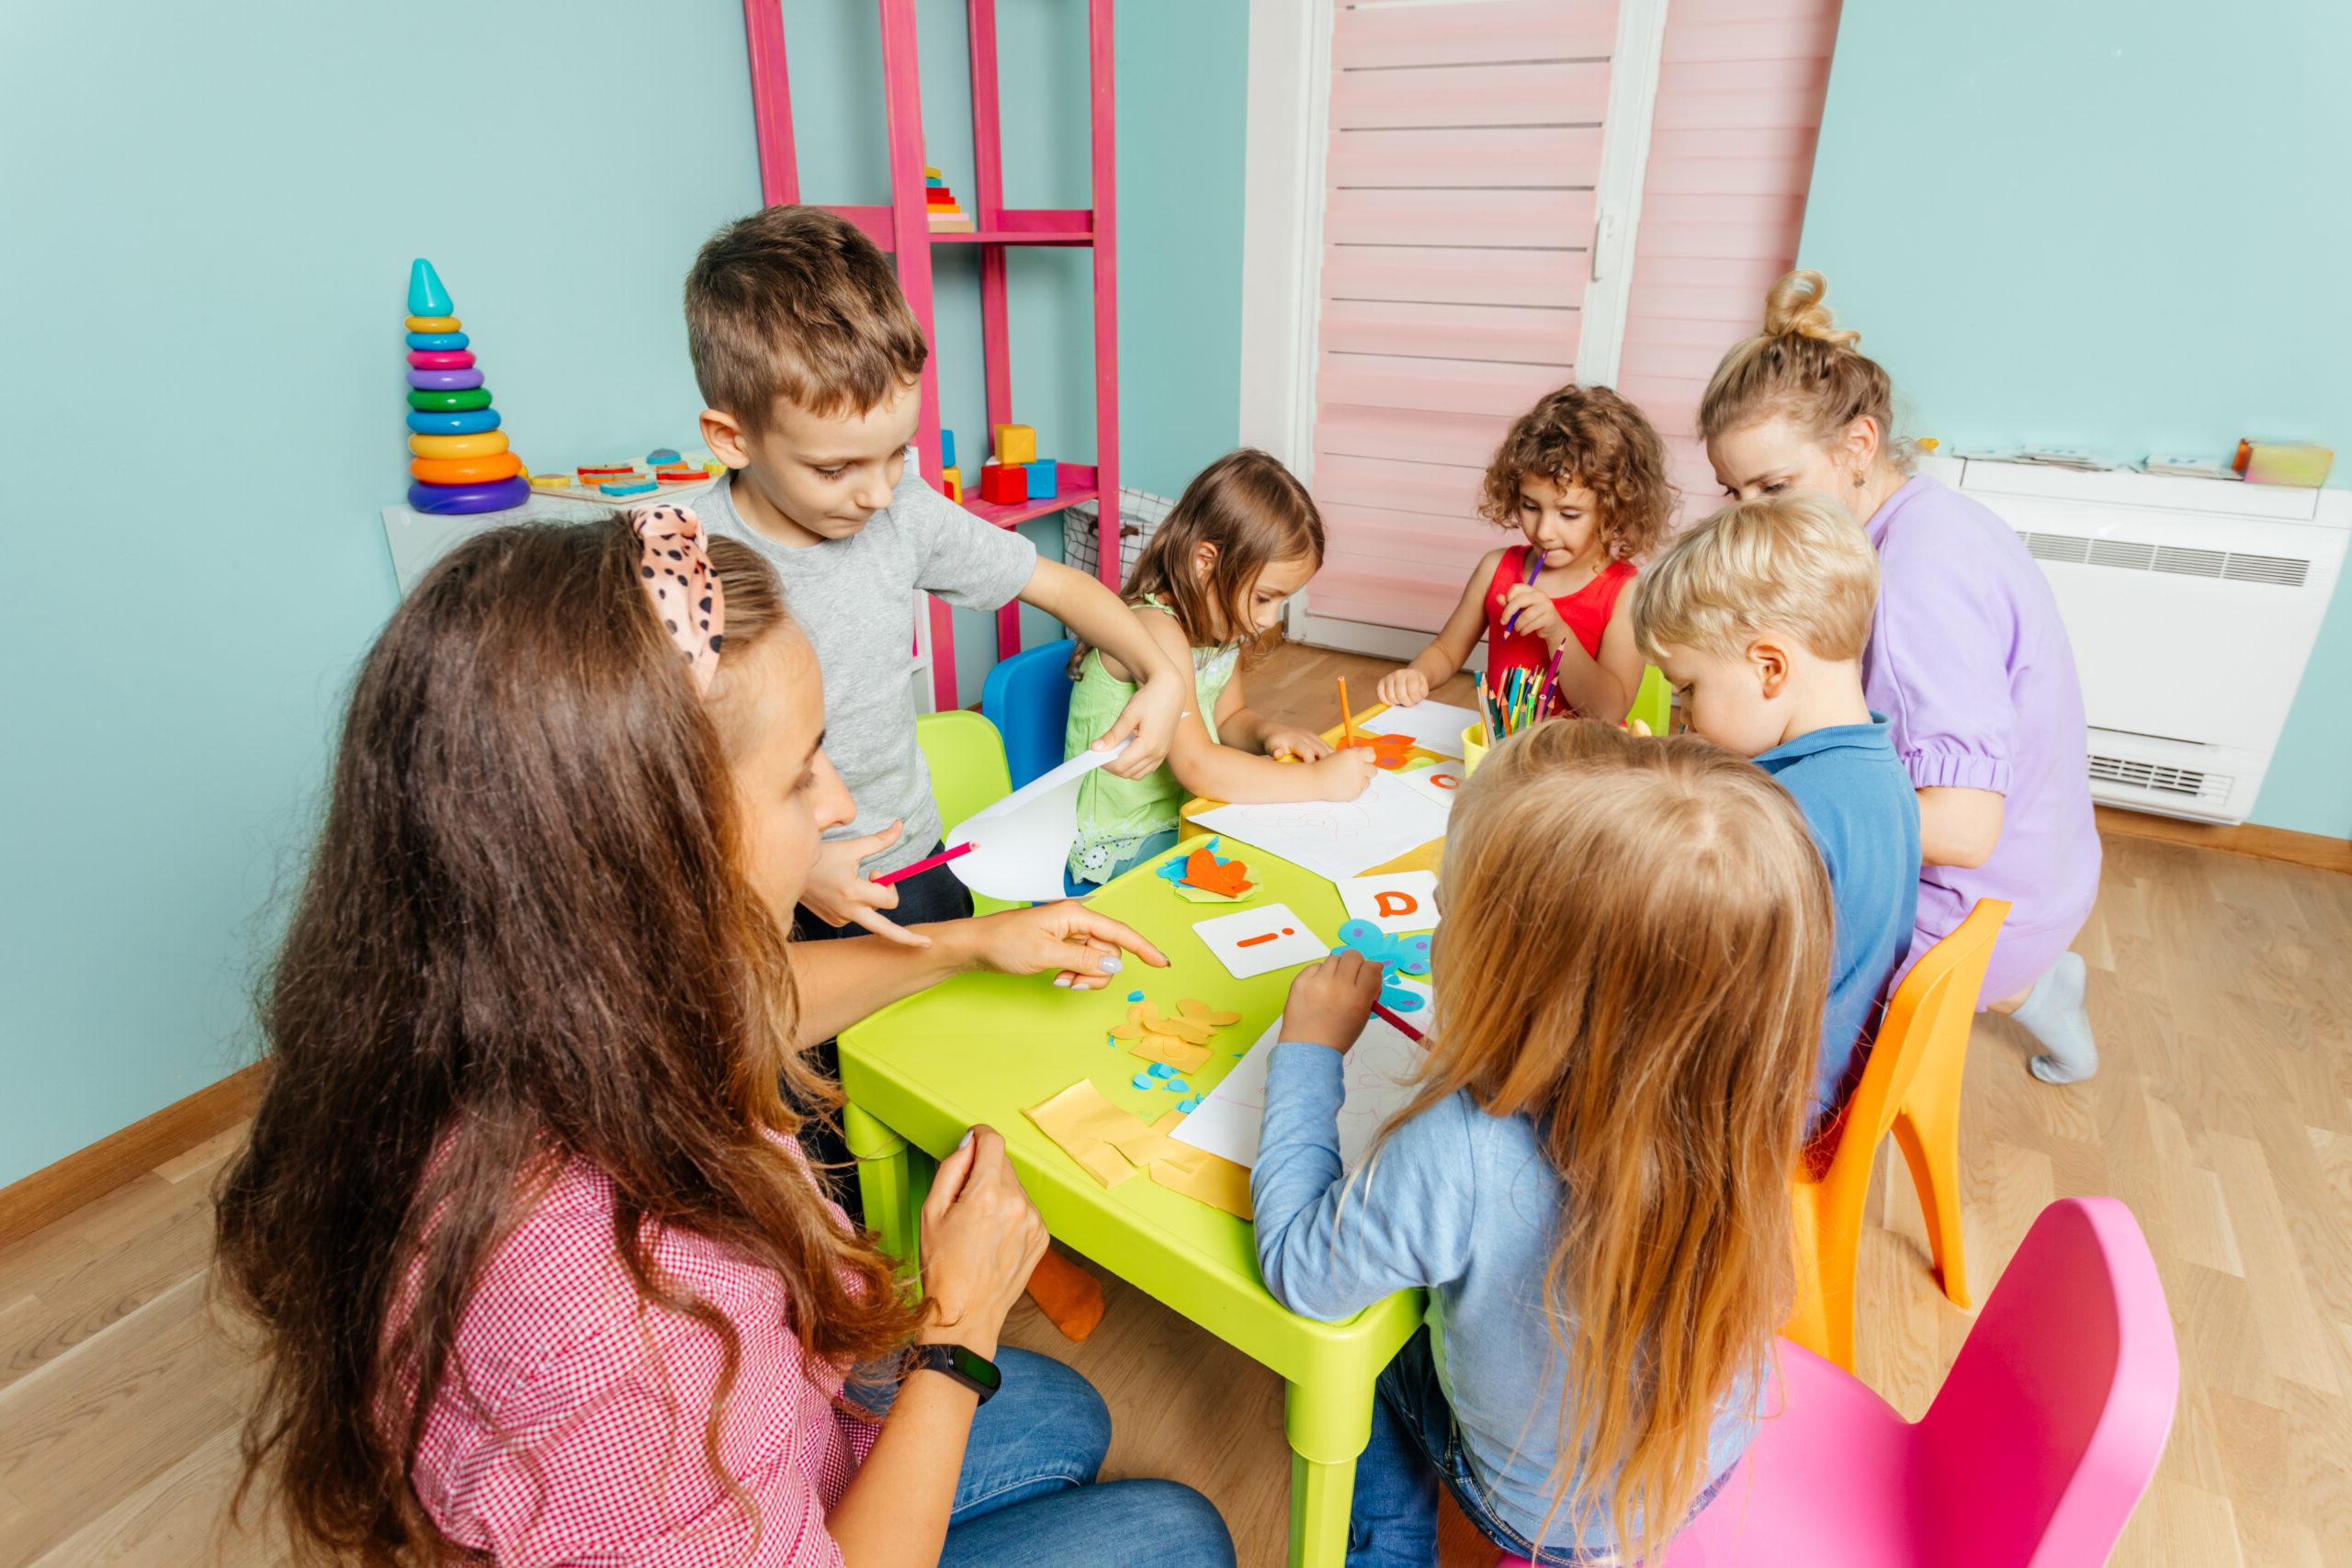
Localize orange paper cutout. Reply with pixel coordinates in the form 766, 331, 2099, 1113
1179, 845, 1253, 897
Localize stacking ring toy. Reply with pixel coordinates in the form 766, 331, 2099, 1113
408, 388, 493, 412
405, 331, 469, 352
405, 315, 460, 333
406, 408, 502, 436
409, 475, 531, 514
407, 367, 484, 390
409, 430, 509, 459
411, 452, 523, 485
408, 349, 475, 370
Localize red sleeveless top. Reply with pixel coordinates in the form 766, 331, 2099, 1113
1482, 546, 1636, 716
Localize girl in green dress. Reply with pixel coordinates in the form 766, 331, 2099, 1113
1064, 449, 1376, 886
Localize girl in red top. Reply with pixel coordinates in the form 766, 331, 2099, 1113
1377, 386, 1674, 724
214, 510, 1233, 1567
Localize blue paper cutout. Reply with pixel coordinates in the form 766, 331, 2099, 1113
1131, 1073, 1154, 1090
1333, 919, 1432, 1012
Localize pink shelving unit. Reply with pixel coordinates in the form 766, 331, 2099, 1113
741, 0, 1122, 712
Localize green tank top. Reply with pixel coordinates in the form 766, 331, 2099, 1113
1064, 597, 1243, 884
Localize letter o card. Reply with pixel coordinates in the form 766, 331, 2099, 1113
1396, 762, 1466, 811
1337, 871, 1441, 934
1193, 903, 1329, 978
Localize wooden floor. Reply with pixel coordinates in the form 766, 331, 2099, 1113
4, 642, 2347, 1567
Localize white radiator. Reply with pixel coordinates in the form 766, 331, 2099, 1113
1931, 456, 2348, 825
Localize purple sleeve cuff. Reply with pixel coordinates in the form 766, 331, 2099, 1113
1905, 749, 2013, 795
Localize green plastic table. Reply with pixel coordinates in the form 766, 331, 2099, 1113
838, 840, 1426, 1568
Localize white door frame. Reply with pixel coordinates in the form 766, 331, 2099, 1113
1238, 0, 1669, 656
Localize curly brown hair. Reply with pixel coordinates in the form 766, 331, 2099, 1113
1478, 385, 1676, 561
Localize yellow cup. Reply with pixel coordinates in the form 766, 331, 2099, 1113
1462, 722, 1489, 777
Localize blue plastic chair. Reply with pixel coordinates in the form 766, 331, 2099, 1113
981, 637, 1080, 790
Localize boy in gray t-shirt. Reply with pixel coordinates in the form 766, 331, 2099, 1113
685, 206, 1184, 944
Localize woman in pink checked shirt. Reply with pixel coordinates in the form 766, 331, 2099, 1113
214, 511, 1234, 1568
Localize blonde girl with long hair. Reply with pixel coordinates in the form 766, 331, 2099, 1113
1701, 269, 2101, 1085
1253, 720, 1831, 1565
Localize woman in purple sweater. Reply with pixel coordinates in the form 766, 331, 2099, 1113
1692, 272, 2102, 1084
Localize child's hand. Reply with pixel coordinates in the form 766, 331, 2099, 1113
970, 900, 1170, 990
1283, 952, 1384, 1054
1262, 727, 1333, 762
803, 826, 932, 948
1093, 675, 1183, 780
1375, 667, 1430, 708
1310, 747, 1377, 801
1498, 584, 1567, 649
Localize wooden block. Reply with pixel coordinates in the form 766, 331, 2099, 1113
1025, 458, 1057, 499
941, 466, 963, 503
941, 427, 956, 469
992, 422, 1036, 467
981, 462, 1028, 505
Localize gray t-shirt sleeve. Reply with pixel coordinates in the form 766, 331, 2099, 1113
896, 475, 1037, 610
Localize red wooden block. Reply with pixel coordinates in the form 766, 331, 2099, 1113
980, 462, 1028, 504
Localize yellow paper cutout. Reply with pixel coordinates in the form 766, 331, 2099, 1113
1126, 1033, 1210, 1074
1149, 1144, 1254, 1220
1176, 998, 1241, 1028
1105, 1109, 1189, 1168
1023, 1080, 1143, 1189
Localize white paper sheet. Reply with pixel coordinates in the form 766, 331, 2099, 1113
1190, 770, 1448, 885
1394, 761, 1467, 813
944, 739, 1129, 902
1363, 701, 1478, 760
1170, 977, 1433, 1171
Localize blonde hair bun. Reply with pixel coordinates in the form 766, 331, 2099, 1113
1762, 270, 1860, 349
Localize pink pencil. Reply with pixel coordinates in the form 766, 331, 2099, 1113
874, 840, 975, 886
1372, 1001, 1424, 1042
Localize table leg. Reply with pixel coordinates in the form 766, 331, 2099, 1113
1285, 1372, 1374, 1568
842, 1102, 914, 1261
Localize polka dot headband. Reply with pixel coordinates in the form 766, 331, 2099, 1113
628, 504, 725, 694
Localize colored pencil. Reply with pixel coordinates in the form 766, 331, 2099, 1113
874, 840, 975, 886
1372, 1001, 1425, 1042
1338, 677, 1356, 745
1501, 546, 1544, 635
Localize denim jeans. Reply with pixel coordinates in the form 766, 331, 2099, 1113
857, 1346, 1236, 1568
1350, 1327, 1728, 1568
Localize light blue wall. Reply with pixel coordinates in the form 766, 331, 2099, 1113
0, 1, 1246, 1187
1800, 0, 2350, 839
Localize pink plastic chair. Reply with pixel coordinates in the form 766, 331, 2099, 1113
1498, 1197, 2177, 1568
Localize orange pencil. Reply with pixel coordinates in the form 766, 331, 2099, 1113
1338, 677, 1356, 745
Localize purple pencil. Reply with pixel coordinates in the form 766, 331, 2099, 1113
1501, 546, 1544, 635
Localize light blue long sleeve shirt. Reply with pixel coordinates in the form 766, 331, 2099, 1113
1251, 1041, 1757, 1555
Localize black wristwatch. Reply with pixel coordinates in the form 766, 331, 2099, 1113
908, 1342, 1001, 1404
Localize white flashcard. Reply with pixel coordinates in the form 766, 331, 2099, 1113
1193, 903, 1329, 980
1395, 761, 1467, 811
943, 739, 1130, 902
1337, 871, 1441, 934
1368, 700, 1478, 760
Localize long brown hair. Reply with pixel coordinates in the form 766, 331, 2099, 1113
1382, 720, 1826, 1560
1479, 385, 1676, 561
1697, 270, 1910, 470
1100, 448, 1323, 663
213, 519, 921, 1565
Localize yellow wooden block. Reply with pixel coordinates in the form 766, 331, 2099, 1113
942, 465, 962, 502
409, 431, 510, 459
992, 423, 1035, 467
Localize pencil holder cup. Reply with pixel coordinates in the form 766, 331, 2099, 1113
1462, 723, 1489, 777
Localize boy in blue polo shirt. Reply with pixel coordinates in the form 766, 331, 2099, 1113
1632, 494, 1921, 1127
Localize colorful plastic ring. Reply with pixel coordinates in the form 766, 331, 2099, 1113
408, 388, 493, 412
408, 349, 475, 369
411, 452, 523, 485
599, 479, 660, 496
408, 476, 530, 515
405, 331, 469, 351
647, 446, 682, 464
405, 315, 460, 333
406, 408, 502, 436
409, 430, 509, 459
407, 367, 483, 390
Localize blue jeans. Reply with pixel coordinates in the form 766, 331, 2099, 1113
860, 1346, 1237, 1568
1351, 1331, 1734, 1567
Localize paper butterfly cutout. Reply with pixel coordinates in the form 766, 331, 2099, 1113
1333, 919, 1432, 1013
1179, 844, 1252, 897
1340, 731, 1419, 769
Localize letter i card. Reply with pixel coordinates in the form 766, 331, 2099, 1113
1193, 904, 1329, 979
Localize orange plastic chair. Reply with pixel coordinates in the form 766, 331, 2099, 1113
1785, 897, 2009, 1370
